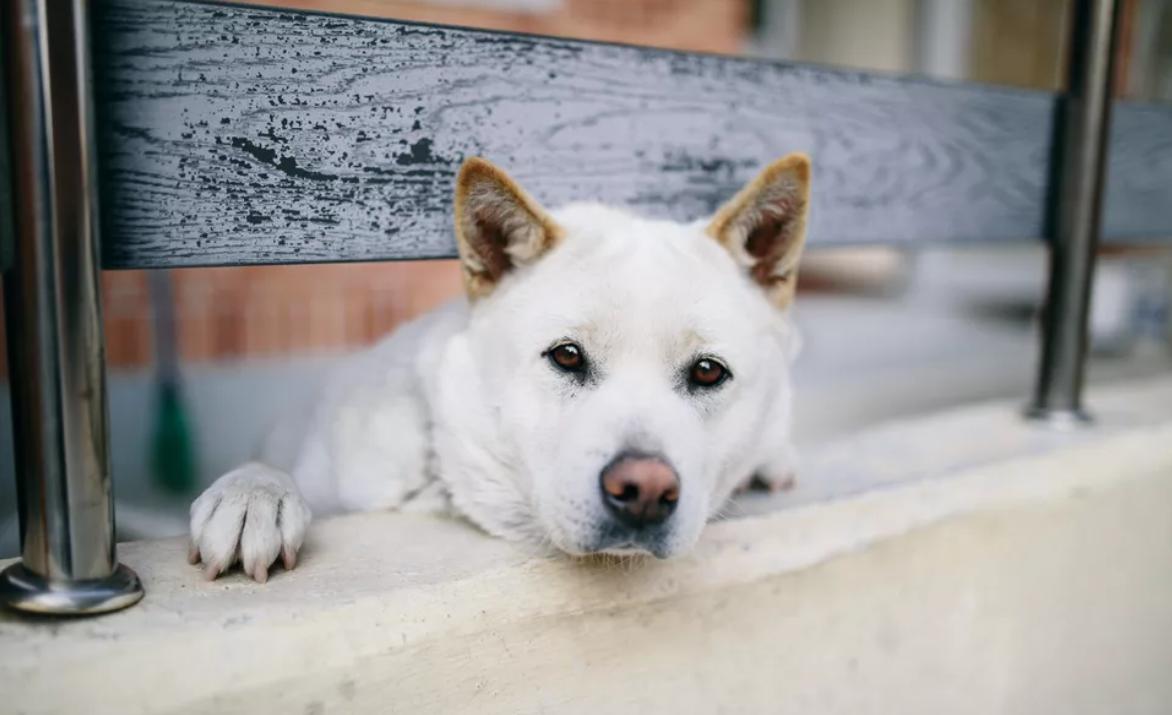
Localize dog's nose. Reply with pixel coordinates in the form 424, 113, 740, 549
600, 454, 680, 527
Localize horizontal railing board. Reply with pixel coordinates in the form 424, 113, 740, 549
1103, 100, 1172, 241
92, 0, 1172, 269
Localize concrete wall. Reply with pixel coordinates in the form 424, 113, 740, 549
2, 378, 1171, 714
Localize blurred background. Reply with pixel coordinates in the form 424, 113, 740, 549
1, 0, 1171, 555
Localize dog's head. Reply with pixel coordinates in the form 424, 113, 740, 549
435, 155, 810, 558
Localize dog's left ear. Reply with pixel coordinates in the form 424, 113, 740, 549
453, 157, 563, 299
706, 153, 811, 310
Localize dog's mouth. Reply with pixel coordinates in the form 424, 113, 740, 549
588, 525, 674, 559
551, 529, 674, 559
544, 511, 680, 560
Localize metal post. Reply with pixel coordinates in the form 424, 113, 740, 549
0, 0, 143, 614
1028, 0, 1123, 423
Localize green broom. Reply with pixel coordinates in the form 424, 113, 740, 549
149, 270, 197, 495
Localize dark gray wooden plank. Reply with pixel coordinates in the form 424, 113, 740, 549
92, 0, 1172, 268
1104, 101, 1172, 241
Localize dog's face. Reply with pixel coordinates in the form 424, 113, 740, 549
435, 156, 810, 558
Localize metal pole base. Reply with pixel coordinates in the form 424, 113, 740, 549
1023, 405, 1094, 429
0, 563, 143, 616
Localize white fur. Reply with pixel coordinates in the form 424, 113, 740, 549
189, 201, 801, 578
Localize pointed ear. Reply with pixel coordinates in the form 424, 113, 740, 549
453, 157, 563, 299
706, 153, 811, 309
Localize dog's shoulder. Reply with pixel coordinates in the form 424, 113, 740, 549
261, 299, 470, 509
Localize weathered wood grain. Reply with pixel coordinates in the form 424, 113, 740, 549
1103, 101, 1172, 241
92, 0, 1172, 268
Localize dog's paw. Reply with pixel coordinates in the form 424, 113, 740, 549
757, 471, 796, 493
736, 471, 797, 495
188, 462, 311, 582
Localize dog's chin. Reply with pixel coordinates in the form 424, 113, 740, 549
552, 536, 675, 560
599, 545, 668, 559
563, 547, 662, 565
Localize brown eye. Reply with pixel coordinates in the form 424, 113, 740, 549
547, 342, 586, 373
689, 357, 729, 388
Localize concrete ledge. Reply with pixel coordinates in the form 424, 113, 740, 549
3, 378, 1172, 714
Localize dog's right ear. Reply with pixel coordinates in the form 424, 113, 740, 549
453, 157, 563, 299
706, 153, 811, 310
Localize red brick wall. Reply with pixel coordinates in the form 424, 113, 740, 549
244, 0, 750, 54
119, 263, 462, 364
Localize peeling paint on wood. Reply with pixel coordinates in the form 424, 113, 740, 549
91, 0, 1172, 268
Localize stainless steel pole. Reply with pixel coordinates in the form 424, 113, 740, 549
1029, 0, 1123, 423
0, 0, 143, 614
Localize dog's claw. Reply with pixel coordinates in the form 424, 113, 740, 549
187, 542, 201, 565
188, 462, 310, 584
740, 472, 797, 494
766, 473, 796, 493
282, 547, 298, 571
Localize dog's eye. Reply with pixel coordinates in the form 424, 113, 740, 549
688, 357, 730, 389
546, 342, 586, 373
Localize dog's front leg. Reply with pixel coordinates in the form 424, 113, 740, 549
738, 441, 799, 494
188, 462, 311, 582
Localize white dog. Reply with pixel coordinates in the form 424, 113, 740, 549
188, 154, 811, 582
